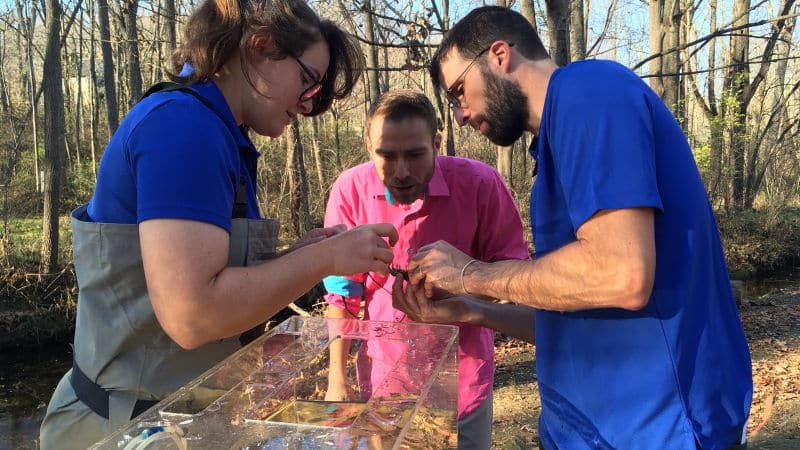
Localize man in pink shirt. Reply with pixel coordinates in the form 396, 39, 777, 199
323, 89, 530, 448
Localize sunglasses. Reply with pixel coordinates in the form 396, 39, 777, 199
290, 54, 323, 103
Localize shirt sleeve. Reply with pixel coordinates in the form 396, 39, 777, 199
126, 98, 240, 232
548, 66, 663, 231
476, 169, 532, 262
322, 176, 367, 313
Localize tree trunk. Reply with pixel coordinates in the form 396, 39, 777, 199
0, 30, 9, 114
89, 0, 99, 177
74, 5, 84, 167
121, 0, 143, 104
497, 145, 513, 187
98, 0, 119, 133
727, 0, 749, 209
648, 0, 681, 112
164, 0, 177, 56
363, 0, 381, 103
520, 0, 537, 34
570, 0, 586, 61
545, 0, 571, 66
41, 0, 67, 274
706, 0, 723, 202
286, 119, 311, 236
17, 0, 41, 193
311, 116, 325, 196
332, 106, 342, 171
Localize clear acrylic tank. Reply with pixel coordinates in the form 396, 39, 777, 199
90, 316, 458, 449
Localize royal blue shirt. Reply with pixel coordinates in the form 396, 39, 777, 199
531, 60, 752, 449
88, 80, 261, 230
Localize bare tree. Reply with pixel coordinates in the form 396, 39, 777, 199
570, 0, 586, 60
545, 0, 571, 66
164, 0, 177, 55
120, 0, 143, 103
0, 29, 9, 114
16, 0, 41, 192
40, 0, 67, 274
520, 0, 538, 34
89, 0, 100, 177
363, 0, 381, 102
726, 0, 795, 208
98, 0, 119, 133
310, 116, 325, 196
648, 0, 682, 112
286, 118, 311, 235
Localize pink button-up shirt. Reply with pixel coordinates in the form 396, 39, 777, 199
324, 156, 530, 419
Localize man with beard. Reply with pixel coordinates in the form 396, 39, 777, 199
322, 89, 532, 449
393, 6, 753, 450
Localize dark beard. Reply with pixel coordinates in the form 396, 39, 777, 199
479, 66, 529, 147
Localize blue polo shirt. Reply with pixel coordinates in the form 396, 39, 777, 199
530, 60, 752, 449
88, 80, 261, 229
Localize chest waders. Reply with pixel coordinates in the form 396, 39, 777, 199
39, 84, 279, 450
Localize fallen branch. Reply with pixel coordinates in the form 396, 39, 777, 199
749, 381, 775, 438
287, 301, 311, 317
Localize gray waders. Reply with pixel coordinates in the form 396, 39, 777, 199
39, 207, 278, 450
40, 82, 279, 450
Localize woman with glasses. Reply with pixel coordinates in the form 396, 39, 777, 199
39, 0, 398, 448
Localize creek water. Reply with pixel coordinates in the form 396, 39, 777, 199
0, 342, 72, 449
1, 272, 797, 448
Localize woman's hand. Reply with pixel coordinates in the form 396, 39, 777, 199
323, 223, 399, 276
277, 225, 346, 257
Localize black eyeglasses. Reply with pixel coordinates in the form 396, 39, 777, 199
444, 47, 490, 109
290, 54, 323, 103
444, 43, 514, 108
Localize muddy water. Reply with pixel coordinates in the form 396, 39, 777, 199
0, 343, 72, 449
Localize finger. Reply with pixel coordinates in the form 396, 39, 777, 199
391, 277, 409, 312
397, 286, 423, 322
423, 279, 435, 299
402, 278, 425, 319
368, 223, 399, 246
408, 266, 425, 287
308, 227, 342, 240
328, 224, 347, 235
373, 247, 395, 265
302, 234, 329, 245
368, 260, 391, 276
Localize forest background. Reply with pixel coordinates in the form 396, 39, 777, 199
1, 0, 798, 343
0, 0, 798, 446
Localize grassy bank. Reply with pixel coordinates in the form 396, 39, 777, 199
1, 207, 798, 350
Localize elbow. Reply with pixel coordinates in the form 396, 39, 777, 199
161, 320, 208, 350
153, 300, 210, 350
171, 333, 206, 351
615, 263, 655, 311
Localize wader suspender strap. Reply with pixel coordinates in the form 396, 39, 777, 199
69, 82, 250, 421
70, 359, 158, 420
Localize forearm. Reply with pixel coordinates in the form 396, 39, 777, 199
325, 305, 352, 385
144, 220, 397, 349
465, 209, 656, 312
463, 298, 536, 343
153, 240, 334, 349
467, 244, 649, 312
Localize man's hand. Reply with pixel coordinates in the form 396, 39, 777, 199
407, 240, 473, 298
391, 276, 474, 324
